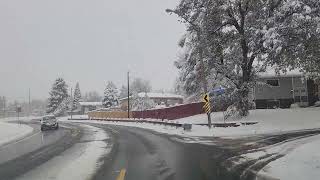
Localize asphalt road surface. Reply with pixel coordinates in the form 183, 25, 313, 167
0, 121, 82, 180
90, 124, 236, 180
1, 120, 320, 180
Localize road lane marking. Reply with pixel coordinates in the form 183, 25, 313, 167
116, 169, 126, 180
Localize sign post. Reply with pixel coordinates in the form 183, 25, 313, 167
16, 106, 22, 125
203, 93, 212, 128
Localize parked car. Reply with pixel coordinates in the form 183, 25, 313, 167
41, 115, 59, 131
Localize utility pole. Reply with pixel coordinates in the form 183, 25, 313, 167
127, 71, 130, 118
70, 87, 73, 119
28, 88, 31, 117
3, 96, 6, 118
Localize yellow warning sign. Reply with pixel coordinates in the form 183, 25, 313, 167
203, 94, 209, 103
202, 94, 211, 114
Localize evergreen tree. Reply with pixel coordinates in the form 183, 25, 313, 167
132, 93, 155, 111
72, 82, 82, 110
46, 78, 68, 114
83, 91, 102, 102
102, 81, 119, 108
119, 85, 128, 99
131, 78, 152, 93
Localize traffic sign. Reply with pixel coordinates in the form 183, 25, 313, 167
16, 106, 22, 113
203, 93, 209, 103
209, 87, 226, 96
203, 102, 211, 113
202, 93, 211, 114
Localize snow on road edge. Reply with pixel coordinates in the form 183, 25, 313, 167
256, 134, 320, 180
0, 122, 33, 147
16, 124, 112, 180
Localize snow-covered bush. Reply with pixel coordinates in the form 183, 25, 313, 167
314, 101, 320, 107
290, 103, 301, 109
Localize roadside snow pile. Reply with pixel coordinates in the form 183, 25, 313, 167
176, 108, 320, 137
16, 124, 112, 180
0, 122, 33, 146
257, 134, 320, 180
1, 116, 40, 122
68, 115, 89, 119
290, 103, 301, 109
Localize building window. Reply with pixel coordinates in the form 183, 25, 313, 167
266, 79, 280, 87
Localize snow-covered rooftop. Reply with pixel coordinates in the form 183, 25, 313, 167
79, 102, 103, 106
120, 92, 183, 100
258, 68, 303, 78
139, 92, 183, 99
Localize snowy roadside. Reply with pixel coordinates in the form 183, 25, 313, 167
61, 107, 320, 139
256, 134, 320, 180
16, 124, 112, 180
0, 116, 40, 122
0, 122, 33, 147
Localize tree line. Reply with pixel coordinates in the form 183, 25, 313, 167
46, 77, 153, 114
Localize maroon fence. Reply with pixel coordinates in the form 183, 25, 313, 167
132, 102, 205, 120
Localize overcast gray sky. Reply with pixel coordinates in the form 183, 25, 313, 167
0, 0, 185, 102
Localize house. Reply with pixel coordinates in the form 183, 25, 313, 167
119, 92, 184, 110
254, 70, 319, 109
78, 102, 103, 114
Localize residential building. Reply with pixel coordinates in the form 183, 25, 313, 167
254, 70, 319, 109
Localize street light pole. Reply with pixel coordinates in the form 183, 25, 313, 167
127, 71, 130, 118
70, 87, 73, 120
28, 88, 31, 117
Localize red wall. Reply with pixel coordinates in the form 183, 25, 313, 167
132, 102, 205, 120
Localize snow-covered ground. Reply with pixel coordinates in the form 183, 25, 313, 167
0, 116, 40, 122
63, 107, 320, 138
16, 124, 112, 180
256, 134, 320, 180
0, 121, 33, 147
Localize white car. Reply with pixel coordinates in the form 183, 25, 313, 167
41, 115, 59, 131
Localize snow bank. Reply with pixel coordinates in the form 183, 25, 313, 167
16, 124, 112, 180
257, 134, 320, 180
1, 116, 40, 122
68, 114, 89, 119
0, 122, 33, 147
175, 108, 320, 137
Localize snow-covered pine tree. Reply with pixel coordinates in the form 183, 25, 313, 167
119, 85, 128, 99
102, 81, 119, 108
72, 82, 82, 110
131, 78, 152, 93
132, 93, 155, 111
168, 0, 320, 116
46, 78, 69, 114
83, 91, 102, 102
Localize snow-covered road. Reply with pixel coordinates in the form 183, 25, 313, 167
15, 124, 112, 180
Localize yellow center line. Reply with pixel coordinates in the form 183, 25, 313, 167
116, 169, 126, 180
